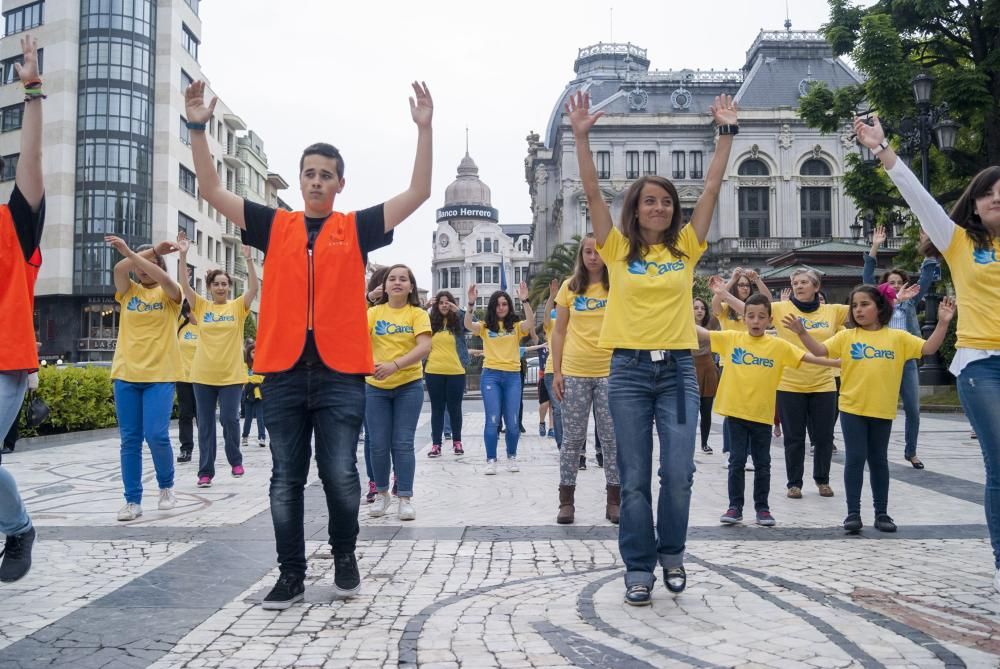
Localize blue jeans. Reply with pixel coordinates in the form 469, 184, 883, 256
609, 349, 698, 587
242, 396, 266, 440
543, 373, 563, 448
426, 373, 464, 444
363, 415, 373, 482
113, 380, 176, 503
263, 365, 365, 577
724, 417, 772, 512
365, 379, 424, 497
0, 371, 30, 536
840, 411, 893, 516
193, 383, 243, 479
481, 369, 521, 459
957, 355, 1000, 568
900, 359, 920, 458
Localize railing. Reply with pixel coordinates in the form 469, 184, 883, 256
709, 236, 905, 253
646, 69, 743, 83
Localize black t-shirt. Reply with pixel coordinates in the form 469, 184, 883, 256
8, 184, 45, 263
240, 200, 393, 369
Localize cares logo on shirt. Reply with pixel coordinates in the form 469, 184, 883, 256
730, 347, 774, 368
797, 316, 829, 330
627, 259, 685, 276
203, 312, 235, 323
374, 320, 414, 336
126, 296, 164, 313
973, 248, 1000, 265
182, 331, 198, 341
850, 342, 895, 360
487, 329, 514, 339
573, 295, 608, 311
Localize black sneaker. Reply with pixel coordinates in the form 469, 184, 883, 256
664, 566, 687, 594
595, 451, 604, 468
261, 572, 304, 610
578, 455, 587, 470
624, 584, 652, 606
0, 526, 35, 583
874, 514, 897, 533
176, 450, 192, 463
843, 513, 863, 533
332, 552, 361, 598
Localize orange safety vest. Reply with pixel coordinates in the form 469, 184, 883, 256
254, 209, 373, 374
0, 205, 41, 372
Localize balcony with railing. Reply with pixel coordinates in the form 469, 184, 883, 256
709, 236, 904, 255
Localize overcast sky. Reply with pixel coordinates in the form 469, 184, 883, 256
198, 0, 845, 288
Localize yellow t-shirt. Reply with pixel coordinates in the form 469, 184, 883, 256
943, 230, 1000, 349
177, 319, 200, 383
543, 314, 555, 374
597, 225, 706, 349
555, 280, 612, 377
717, 311, 748, 332
247, 369, 264, 399
111, 281, 182, 383
710, 330, 805, 425
824, 327, 925, 419
771, 301, 850, 393
367, 303, 432, 389
190, 294, 250, 386
426, 329, 466, 376
478, 320, 531, 372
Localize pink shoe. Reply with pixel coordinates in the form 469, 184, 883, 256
197, 476, 212, 488
453, 441, 464, 456
365, 480, 377, 503
232, 465, 245, 478
428, 444, 442, 458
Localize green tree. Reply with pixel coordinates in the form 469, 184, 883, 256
528, 236, 581, 306
244, 312, 257, 340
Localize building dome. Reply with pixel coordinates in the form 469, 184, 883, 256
444, 152, 492, 206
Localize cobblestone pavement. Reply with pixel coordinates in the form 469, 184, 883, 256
1, 402, 997, 668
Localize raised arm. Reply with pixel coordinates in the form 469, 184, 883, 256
383, 82, 433, 232
922, 296, 955, 355
913, 257, 940, 305
695, 324, 712, 348
14, 35, 43, 209
241, 245, 258, 307
551, 304, 569, 402
185, 81, 245, 228
542, 278, 558, 329
711, 269, 740, 317
566, 92, 612, 245
517, 282, 534, 332
464, 284, 481, 335
781, 314, 828, 357
110, 240, 177, 297
745, 269, 770, 300
854, 115, 955, 251
106, 236, 181, 303
709, 274, 746, 317
863, 226, 885, 285
175, 236, 199, 306
688, 95, 738, 244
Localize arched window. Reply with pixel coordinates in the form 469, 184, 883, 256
800, 159, 832, 238
737, 159, 770, 238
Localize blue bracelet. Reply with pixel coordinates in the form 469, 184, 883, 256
185, 121, 207, 131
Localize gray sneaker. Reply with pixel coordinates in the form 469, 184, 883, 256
117, 502, 143, 521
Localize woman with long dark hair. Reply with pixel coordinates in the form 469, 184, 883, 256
692, 297, 720, 454
425, 290, 469, 458
568, 90, 736, 603
175, 299, 199, 463
362, 266, 391, 502
464, 282, 534, 475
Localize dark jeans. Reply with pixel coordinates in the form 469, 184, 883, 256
609, 349, 698, 587
365, 379, 424, 498
839, 411, 892, 516
263, 365, 365, 577
958, 355, 1000, 567
899, 359, 920, 458
724, 417, 772, 512
363, 415, 373, 482
542, 373, 563, 448
193, 383, 243, 479
176, 382, 197, 453
426, 373, 464, 444
242, 396, 266, 440
699, 396, 714, 448
777, 390, 836, 488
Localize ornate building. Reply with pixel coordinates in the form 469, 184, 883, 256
525, 28, 899, 277
432, 152, 533, 310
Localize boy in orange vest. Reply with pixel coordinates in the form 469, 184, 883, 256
184, 79, 432, 609
0, 35, 44, 584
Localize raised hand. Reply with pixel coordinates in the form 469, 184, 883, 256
155, 240, 179, 256
14, 35, 40, 84
709, 94, 738, 126
240, 245, 252, 259
517, 281, 529, 302
708, 275, 727, 294
184, 80, 218, 126
565, 91, 604, 137
896, 282, 921, 302
782, 313, 806, 334
549, 278, 559, 299
744, 269, 759, 282
176, 237, 192, 255
853, 114, 886, 150
105, 235, 134, 257
780, 287, 792, 302
368, 285, 385, 303
409, 81, 433, 128
937, 296, 956, 322
467, 283, 477, 305
872, 225, 887, 249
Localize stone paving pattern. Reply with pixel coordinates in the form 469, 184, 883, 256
1, 404, 998, 668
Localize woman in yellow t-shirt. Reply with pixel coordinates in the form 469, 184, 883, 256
711, 267, 768, 333
365, 265, 432, 521
464, 281, 535, 475
786, 286, 955, 534
692, 298, 720, 455
175, 300, 199, 463
106, 236, 184, 522
424, 290, 469, 458
567, 90, 737, 602
551, 235, 618, 525
241, 342, 266, 448
178, 239, 257, 488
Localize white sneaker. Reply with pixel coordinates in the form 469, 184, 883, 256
507, 456, 520, 473
994, 568, 1000, 594
117, 502, 143, 521
368, 492, 391, 517
398, 498, 416, 521
484, 459, 497, 476
241, 436, 248, 447
158, 488, 177, 510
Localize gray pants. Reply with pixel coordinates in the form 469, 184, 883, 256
559, 375, 619, 486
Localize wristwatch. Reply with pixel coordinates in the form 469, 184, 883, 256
717, 124, 739, 136
872, 139, 890, 155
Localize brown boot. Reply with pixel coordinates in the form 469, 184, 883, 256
557, 485, 575, 524
605, 484, 621, 524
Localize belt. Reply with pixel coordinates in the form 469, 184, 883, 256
646, 350, 689, 425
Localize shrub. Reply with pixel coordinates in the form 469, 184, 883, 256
18, 366, 117, 437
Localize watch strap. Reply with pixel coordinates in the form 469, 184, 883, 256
717, 124, 739, 136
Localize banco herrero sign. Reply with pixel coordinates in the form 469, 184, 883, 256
436, 205, 499, 223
